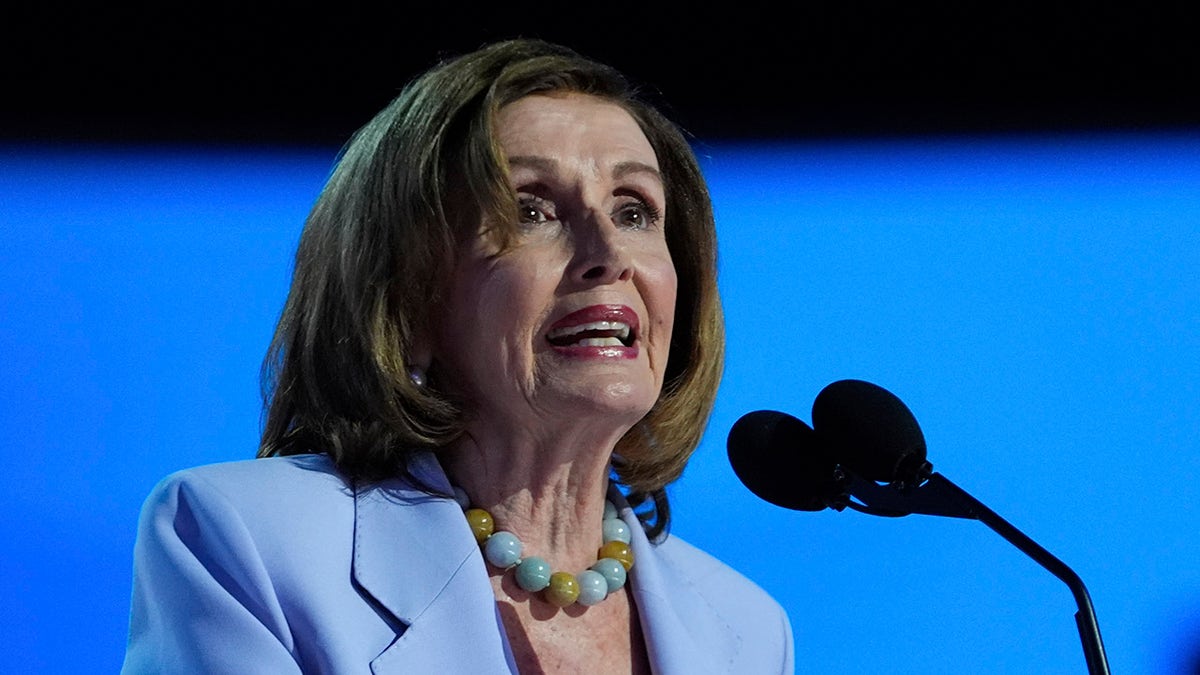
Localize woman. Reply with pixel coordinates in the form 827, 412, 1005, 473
122, 39, 793, 673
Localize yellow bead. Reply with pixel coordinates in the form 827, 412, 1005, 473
598, 540, 634, 571
465, 508, 494, 544
545, 572, 580, 607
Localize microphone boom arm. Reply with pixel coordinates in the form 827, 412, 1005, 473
841, 472, 1110, 675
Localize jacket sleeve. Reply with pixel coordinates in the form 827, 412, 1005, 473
121, 470, 302, 674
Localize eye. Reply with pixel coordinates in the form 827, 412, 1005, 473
613, 199, 662, 230
517, 195, 556, 226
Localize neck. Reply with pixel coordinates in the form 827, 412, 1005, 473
441, 422, 625, 572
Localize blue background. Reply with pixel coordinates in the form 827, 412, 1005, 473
3, 131, 1198, 673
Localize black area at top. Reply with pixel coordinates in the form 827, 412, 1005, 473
6, 3, 1199, 145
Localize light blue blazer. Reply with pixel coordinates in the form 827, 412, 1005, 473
122, 453, 794, 673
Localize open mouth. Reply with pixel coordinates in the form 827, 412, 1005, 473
546, 320, 636, 348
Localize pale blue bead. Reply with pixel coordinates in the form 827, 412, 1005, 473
514, 556, 551, 592
484, 531, 522, 568
590, 557, 627, 593
603, 500, 618, 520
576, 570, 609, 606
602, 518, 631, 544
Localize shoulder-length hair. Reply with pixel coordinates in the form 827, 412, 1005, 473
259, 39, 724, 535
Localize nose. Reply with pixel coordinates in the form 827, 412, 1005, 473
570, 212, 633, 285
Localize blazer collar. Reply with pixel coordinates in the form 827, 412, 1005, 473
353, 455, 735, 674
353, 451, 516, 673
620, 492, 737, 675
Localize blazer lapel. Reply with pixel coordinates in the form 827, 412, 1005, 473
622, 504, 737, 675
353, 452, 516, 674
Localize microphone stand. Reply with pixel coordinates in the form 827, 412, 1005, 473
834, 471, 1110, 675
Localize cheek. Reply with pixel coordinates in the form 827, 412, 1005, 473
645, 254, 679, 342
436, 262, 505, 372
448, 258, 558, 353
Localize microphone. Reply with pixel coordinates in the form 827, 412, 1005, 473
726, 380, 935, 517
726, 410, 843, 511
811, 378, 930, 487
728, 379, 1110, 675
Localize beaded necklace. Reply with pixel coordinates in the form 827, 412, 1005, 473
452, 486, 635, 607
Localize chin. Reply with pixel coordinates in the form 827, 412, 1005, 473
559, 379, 660, 423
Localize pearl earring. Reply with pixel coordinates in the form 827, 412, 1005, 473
408, 366, 427, 388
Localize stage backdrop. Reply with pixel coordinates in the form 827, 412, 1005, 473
3, 131, 1198, 673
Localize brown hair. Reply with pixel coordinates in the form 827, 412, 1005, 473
259, 39, 724, 535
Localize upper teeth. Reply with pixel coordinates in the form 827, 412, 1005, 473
547, 320, 631, 342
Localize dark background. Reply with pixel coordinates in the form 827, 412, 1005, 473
6, 3, 1199, 145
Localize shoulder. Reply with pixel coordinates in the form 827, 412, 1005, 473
126, 455, 410, 672
137, 454, 358, 568
143, 454, 350, 519
149, 453, 348, 498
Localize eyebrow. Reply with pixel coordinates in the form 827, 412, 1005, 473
507, 156, 663, 185
612, 161, 663, 185
507, 155, 556, 173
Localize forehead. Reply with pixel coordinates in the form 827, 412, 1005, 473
495, 93, 658, 170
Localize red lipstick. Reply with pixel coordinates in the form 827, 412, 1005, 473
545, 304, 639, 359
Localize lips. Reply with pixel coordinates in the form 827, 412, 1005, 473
546, 305, 639, 356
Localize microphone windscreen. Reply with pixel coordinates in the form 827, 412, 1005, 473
727, 410, 841, 511
811, 379, 927, 483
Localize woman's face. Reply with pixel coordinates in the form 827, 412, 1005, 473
433, 92, 678, 437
